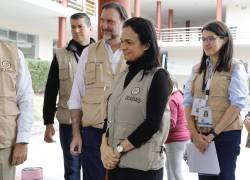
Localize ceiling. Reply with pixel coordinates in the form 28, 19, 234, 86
131, 0, 250, 28
0, 0, 76, 36
0, 0, 249, 37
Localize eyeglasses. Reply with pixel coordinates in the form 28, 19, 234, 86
201, 36, 223, 44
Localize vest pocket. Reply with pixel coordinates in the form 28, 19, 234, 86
59, 66, 70, 96
82, 95, 105, 127
59, 66, 69, 80
112, 123, 156, 171
0, 115, 17, 148
0, 101, 19, 115
210, 73, 230, 97
85, 62, 96, 85
1, 71, 17, 93
114, 123, 138, 140
56, 108, 71, 124
209, 96, 230, 111
119, 141, 154, 171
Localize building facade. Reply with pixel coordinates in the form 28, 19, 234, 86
0, 0, 249, 86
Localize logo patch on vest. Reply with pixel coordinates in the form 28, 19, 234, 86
131, 87, 140, 95
125, 87, 141, 103
0, 57, 12, 72
125, 95, 141, 103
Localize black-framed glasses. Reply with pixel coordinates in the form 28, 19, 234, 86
201, 36, 223, 44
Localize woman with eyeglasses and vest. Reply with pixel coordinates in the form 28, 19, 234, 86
100, 17, 173, 180
183, 21, 248, 180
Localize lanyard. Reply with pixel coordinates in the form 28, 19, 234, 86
202, 67, 215, 98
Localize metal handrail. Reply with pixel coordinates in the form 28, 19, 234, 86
158, 26, 250, 43
85, 0, 96, 16
51, 0, 96, 16
67, 0, 83, 11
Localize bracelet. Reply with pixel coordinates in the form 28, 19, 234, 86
209, 129, 218, 138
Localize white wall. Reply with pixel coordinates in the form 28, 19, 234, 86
162, 44, 250, 88
161, 45, 202, 88
38, 33, 54, 60
226, 3, 250, 29
225, 4, 250, 72
0, 15, 57, 60
0, 0, 99, 61
235, 46, 250, 61
0, 16, 98, 61
162, 46, 202, 74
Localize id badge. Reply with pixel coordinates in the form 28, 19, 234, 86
191, 98, 206, 116
198, 106, 213, 128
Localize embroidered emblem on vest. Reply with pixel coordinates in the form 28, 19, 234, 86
125, 96, 141, 103
0, 57, 11, 71
131, 87, 140, 95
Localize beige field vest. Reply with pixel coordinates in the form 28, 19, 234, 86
192, 61, 243, 133
81, 40, 126, 129
0, 41, 20, 148
108, 68, 170, 171
55, 48, 77, 124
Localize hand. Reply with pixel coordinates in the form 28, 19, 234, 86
70, 134, 82, 155
11, 143, 28, 166
204, 134, 215, 143
44, 124, 56, 143
192, 133, 209, 153
244, 117, 250, 132
100, 142, 120, 170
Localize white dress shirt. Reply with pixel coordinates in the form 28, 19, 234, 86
16, 50, 34, 143
68, 42, 123, 110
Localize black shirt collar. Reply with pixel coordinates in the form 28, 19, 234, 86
66, 38, 95, 56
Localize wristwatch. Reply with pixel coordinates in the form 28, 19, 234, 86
116, 143, 125, 154
209, 129, 218, 138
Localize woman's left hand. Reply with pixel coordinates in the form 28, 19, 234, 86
244, 117, 250, 132
100, 142, 120, 170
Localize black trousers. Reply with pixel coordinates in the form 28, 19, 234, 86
108, 167, 163, 180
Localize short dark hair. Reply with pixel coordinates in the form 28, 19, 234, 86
199, 20, 233, 73
123, 17, 160, 70
101, 1, 128, 21
70, 13, 91, 27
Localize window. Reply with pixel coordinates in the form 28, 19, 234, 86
18, 33, 27, 42
27, 35, 34, 43
0, 28, 37, 59
0, 29, 8, 39
9, 31, 17, 40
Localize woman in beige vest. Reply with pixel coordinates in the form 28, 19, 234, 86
100, 17, 172, 180
183, 21, 248, 180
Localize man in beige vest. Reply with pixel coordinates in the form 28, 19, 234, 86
0, 40, 34, 180
43, 13, 94, 180
68, 2, 128, 180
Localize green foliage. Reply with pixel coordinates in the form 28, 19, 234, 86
26, 59, 50, 93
